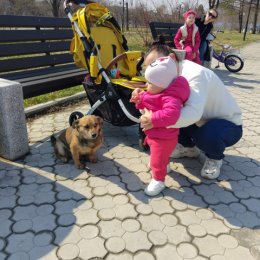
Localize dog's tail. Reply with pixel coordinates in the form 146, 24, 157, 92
50, 135, 56, 146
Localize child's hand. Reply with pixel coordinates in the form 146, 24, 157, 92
193, 52, 196, 59
130, 88, 142, 104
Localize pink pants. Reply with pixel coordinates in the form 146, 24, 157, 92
146, 137, 178, 181
184, 46, 201, 65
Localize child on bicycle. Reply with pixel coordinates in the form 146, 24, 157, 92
174, 10, 201, 64
130, 56, 190, 196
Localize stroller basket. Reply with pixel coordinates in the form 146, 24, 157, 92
83, 80, 141, 126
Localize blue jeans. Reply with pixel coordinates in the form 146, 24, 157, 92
178, 119, 243, 160
199, 40, 208, 63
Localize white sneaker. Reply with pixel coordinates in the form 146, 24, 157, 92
144, 179, 165, 196
170, 143, 200, 159
201, 157, 223, 179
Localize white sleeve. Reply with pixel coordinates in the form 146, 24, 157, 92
168, 70, 209, 128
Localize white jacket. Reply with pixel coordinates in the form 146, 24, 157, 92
171, 60, 242, 128
180, 24, 199, 47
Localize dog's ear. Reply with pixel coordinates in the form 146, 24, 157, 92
72, 119, 80, 129
96, 116, 104, 126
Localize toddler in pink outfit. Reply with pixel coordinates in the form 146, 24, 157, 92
130, 56, 190, 196
174, 10, 201, 64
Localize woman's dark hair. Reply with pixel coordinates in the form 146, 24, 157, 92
208, 8, 218, 18
146, 35, 179, 62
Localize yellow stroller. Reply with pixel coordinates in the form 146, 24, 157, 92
64, 0, 147, 143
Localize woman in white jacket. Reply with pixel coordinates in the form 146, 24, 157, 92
141, 43, 243, 179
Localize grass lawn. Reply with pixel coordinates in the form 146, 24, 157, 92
24, 85, 84, 108
24, 29, 260, 108
212, 30, 260, 52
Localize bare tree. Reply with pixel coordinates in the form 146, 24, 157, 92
197, 4, 206, 16
2, 0, 41, 15
252, 0, 259, 33
238, 0, 246, 32
44, 0, 63, 17
130, 1, 153, 46
0, 0, 11, 14
208, 0, 220, 9
243, 0, 254, 39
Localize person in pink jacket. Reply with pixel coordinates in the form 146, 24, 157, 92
130, 56, 190, 196
174, 10, 201, 64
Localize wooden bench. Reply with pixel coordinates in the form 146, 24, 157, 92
149, 21, 182, 47
0, 15, 86, 99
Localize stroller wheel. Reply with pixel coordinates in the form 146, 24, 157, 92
69, 111, 84, 126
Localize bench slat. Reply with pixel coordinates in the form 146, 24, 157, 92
0, 29, 73, 42
0, 54, 74, 73
0, 15, 71, 28
0, 41, 71, 57
149, 21, 182, 47
22, 69, 85, 86
150, 22, 182, 28
153, 28, 178, 35
22, 70, 86, 99
1, 64, 84, 81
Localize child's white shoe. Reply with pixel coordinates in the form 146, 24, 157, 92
144, 179, 165, 196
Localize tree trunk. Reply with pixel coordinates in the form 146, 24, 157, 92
52, 0, 59, 17
238, 0, 245, 33
243, 0, 254, 40
45, 0, 62, 17
253, 0, 259, 34
208, 0, 220, 9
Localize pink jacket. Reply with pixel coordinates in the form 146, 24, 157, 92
174, 24, 201, 52
136, 76, 190, 139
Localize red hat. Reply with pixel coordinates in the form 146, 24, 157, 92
184, 10, 197, 20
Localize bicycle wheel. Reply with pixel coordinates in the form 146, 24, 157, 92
224, 54, 244, 73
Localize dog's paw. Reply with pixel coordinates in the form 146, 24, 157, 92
85, 166, 91, 172
61, 157, 69, 163
76, 163, 86, 169
89, 156, 98, 163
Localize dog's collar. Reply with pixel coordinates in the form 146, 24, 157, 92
78, 136, 89, 146
77, 136, 97, 147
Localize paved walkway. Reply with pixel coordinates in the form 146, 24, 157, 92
0, 41, 260, 260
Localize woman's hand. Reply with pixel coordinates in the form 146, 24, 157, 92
140, 108, 153, 131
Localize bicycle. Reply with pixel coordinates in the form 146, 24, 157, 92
207, 31, 244, 73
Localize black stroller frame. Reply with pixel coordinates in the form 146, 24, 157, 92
64, 1, 144, 129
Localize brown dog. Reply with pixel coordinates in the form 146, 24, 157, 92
51, 115, 103, 169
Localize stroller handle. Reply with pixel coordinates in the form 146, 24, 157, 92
63, 0, 75, 10
106, 52, 145, 72
64, 0, 87, 14
63, 0, 83, 9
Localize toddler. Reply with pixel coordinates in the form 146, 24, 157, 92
131, 56, 190, 196
174, 10, 201, 64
